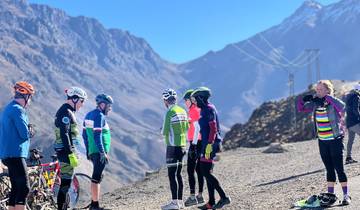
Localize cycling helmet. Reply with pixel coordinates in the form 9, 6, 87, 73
162, 88, 177, 100
182, 89, 194, 100
319, 193, 337, 207
65, 87, 87, 99
96, 94, 113, 105
191, 86, 211, 99
14, 81, 35, 95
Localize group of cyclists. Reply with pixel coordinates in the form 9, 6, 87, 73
161, 87, 231, 210
0, 80, 232, 210
0, 81, 113, 210
3, 78, 358, 209
297, 80, 360, 206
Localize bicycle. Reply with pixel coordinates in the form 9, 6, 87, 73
0, 149, 92, 210
27, 148, 93, 210
0, 171, 11, 209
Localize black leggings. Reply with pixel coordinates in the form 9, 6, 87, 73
90, 153, 106, 184
200, 161, 226, 205
56, 152, 74, 210
166, 146, 185, 200
2, 157, 30, 206
187, 143, 204, 194
318, 138, 347, 182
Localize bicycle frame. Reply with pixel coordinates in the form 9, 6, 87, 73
26, 149, 89, 209
39, 159, 61, 191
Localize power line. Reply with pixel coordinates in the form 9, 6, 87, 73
293, 51, 320, 69
258, 33, 294, 65
245, 37, 319, 68
246, 39, 290, 67
230, 44, 279, 68
240, 35, 321, 131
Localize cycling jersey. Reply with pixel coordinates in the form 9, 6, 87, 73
188, 104, 201, 143
162, 104, 189, 147
54, 103, 80, 154
82, 108, 111, 155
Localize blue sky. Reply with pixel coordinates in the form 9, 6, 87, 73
28, 0, 339, 63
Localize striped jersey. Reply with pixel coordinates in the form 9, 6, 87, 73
162, 104, 189, 146
315, 107, 335, 140
82, 109, 111, 155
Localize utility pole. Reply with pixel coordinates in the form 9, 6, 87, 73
288, 70, 297, 129
305, 48, 320, 84
315, 49, 320, 81
288, 71, 295, 98
306, 49, 312, 86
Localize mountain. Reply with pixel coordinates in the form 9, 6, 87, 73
222, 80, 358, 149
180, 0, 360, 126
0, 0, 187, 190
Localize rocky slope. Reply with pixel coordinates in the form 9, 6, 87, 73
223, 80, 359, 149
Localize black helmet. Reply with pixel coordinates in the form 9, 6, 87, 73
183, 89, 194, 100
319, 193, 337, 207
191, 86, 211, 99
96, 94, 113, 105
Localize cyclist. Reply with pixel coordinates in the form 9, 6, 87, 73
298, 80, 351, 205
54, 87, 87, 210
191, 87, 231, 210
161, 89, 189, 210
183, 89, 204, 207
345, 83, 360, 164
0, 81, 35, 210
83, 94, 113, 210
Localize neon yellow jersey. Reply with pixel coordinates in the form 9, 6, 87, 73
162, 105, 189, 146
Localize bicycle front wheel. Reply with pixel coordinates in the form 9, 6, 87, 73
70, 173, 92, 209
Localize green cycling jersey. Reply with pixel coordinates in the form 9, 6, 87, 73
162, 104, 189, 147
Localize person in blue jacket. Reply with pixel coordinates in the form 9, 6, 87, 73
0, 81, 35, 210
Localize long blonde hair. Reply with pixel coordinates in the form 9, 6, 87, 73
318, 80, 334, 95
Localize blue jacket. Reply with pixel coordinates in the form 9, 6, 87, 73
0, 100, 30, 159
345, 90, 360, 128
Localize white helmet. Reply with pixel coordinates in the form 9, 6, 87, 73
65, 87, 87, 99
162, 88, 177, 100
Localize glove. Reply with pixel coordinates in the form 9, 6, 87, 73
28, 124, 36, 138
302, 95, 314, 102
68, 153, 79, 168
313, 97, 326, 106
205, 144, 213, 160
100, 153, 109, 164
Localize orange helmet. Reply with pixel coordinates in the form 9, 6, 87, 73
14, 81, 35, 95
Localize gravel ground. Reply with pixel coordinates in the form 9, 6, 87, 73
102, 137, 360, 210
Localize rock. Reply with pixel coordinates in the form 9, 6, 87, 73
145, 169, 160, 177
262, 143, 288, 153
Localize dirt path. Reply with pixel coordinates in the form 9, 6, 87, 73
102, 137, 360, 209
